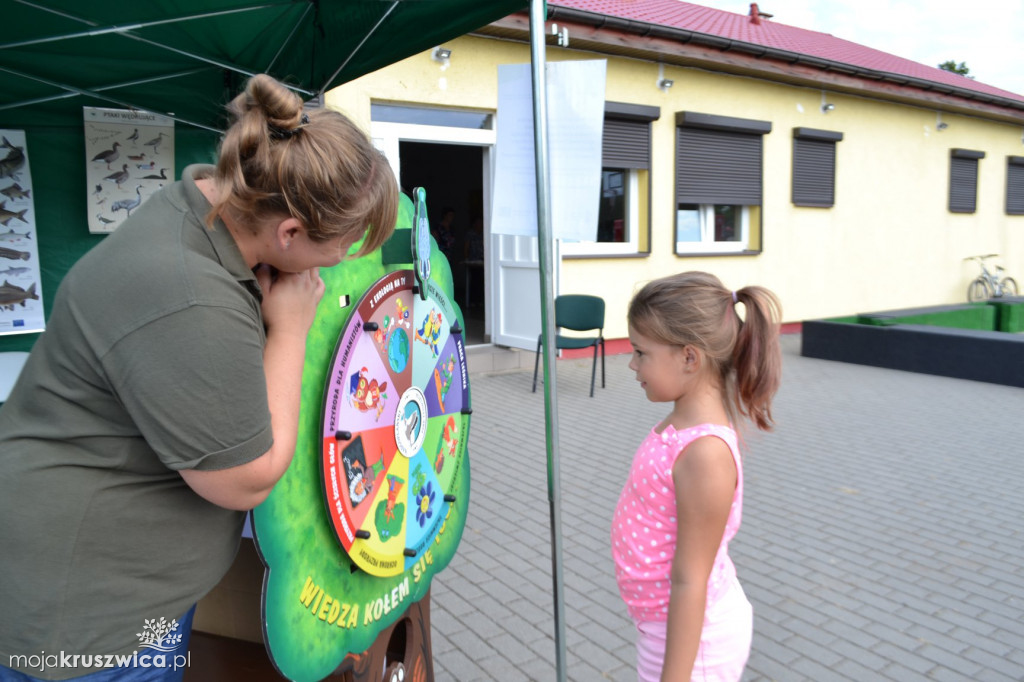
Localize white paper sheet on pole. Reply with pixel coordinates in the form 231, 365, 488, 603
492, 60, 606, 240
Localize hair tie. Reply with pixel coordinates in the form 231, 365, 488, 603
268, 113, 309, 140
732, 290, 738, 304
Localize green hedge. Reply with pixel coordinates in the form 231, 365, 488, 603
988, 297, 1024, 333
859, 305, 996, 331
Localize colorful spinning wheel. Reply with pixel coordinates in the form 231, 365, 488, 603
320, 270, 470, 577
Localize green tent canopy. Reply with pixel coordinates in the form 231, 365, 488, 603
0, 0, 528, 352
2, 0, 528, 130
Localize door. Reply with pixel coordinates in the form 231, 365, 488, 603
491, 235, 558, 350
371, 114, 494, 345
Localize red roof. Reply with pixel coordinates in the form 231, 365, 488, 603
550, 0, 1024, 103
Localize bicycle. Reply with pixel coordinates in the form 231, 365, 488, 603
964, 254, 1018, 302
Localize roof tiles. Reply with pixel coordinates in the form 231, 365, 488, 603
550, 0, 1023, 103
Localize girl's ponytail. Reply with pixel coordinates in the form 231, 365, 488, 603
732, 286, 782, 431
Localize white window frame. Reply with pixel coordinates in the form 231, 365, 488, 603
674, 204, 750, 254
561, 169, 642, 256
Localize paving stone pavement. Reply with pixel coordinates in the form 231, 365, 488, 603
429, 335, 1024, 681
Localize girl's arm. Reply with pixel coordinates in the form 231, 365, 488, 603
661, 436, 737, 681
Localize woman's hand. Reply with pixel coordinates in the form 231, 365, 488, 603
255, 264, 325, 335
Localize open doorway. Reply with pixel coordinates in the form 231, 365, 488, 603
398, 141, 486, 345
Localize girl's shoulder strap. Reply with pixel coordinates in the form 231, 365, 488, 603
666, 423, 742, 468
664, 422, 736, 444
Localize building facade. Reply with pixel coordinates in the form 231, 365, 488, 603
327, 1, 1024, 348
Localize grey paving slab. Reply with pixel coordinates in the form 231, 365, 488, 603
430, 335, 1024, 681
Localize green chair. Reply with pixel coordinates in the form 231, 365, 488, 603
532, 294, 606, 397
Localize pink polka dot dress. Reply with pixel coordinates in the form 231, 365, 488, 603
612, 422, 752, 681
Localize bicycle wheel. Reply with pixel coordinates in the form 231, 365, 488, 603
967, 277, 992, 302
1000, 277, 1018, 297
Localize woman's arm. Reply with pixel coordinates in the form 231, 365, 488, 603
180, 266, 324, 510
660, 436, 737, 681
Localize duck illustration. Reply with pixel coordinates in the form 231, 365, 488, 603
141, 168, 167, 180
125, 128, 139, 144
143, 132, 167, 154
136, 161, 155, 170
91, 142, 120, 169
110, 185, 143, 217
127, 152, 146, 162
95, 214, 115, 226
103, 164, 130, 190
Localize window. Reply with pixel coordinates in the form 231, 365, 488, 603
949, 148, 985, 214
792, 127, 842, 207
1007, 156, 1024, 215
676, 204, 748, 250
675, 111, 771, 255
562, 102, 658, 257
370, 103, 492, 130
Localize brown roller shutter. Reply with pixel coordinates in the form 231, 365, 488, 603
1007, 156, 1024, 215
603, 118, 649, 170
949, 150, 983, 214
676, 127, 763, 205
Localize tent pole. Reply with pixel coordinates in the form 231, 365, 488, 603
529, 2, 567, 681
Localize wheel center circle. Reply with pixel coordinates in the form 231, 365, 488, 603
394, 386, 427, 458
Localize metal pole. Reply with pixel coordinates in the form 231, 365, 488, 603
528, 2, 567, 681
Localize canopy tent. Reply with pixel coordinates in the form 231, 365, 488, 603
0, 0, 529, 352
2, 2, 571, 680
2, 0, 527, 130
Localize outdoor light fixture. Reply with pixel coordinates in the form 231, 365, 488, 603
820, 90, 834, 113
936, 112, 949, 131
432, 46, 452, 62
657, 63, 673, 92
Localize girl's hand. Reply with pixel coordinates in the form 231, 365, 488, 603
255, 264, 325, 336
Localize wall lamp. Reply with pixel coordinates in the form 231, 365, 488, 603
936, 112, 949, 131
820, 90, 834, 113
432, 46, 452, 62
657, 63, 673, 92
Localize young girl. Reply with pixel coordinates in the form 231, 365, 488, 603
612, 271, 782, 682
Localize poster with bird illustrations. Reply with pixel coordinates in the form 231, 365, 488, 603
83, 107, 174, 234
0, 129, 44, 335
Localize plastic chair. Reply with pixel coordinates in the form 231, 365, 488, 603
532, 294, 606, 397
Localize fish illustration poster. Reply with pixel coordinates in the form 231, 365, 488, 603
84, 107, 174, 234
0, 130, 43, 335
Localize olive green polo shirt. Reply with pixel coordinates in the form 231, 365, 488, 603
0, 165, 273, 678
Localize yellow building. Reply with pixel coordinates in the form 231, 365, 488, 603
328, 1, 1024, 349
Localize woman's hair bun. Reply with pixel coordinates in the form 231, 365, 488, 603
235, 73, 304, 132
